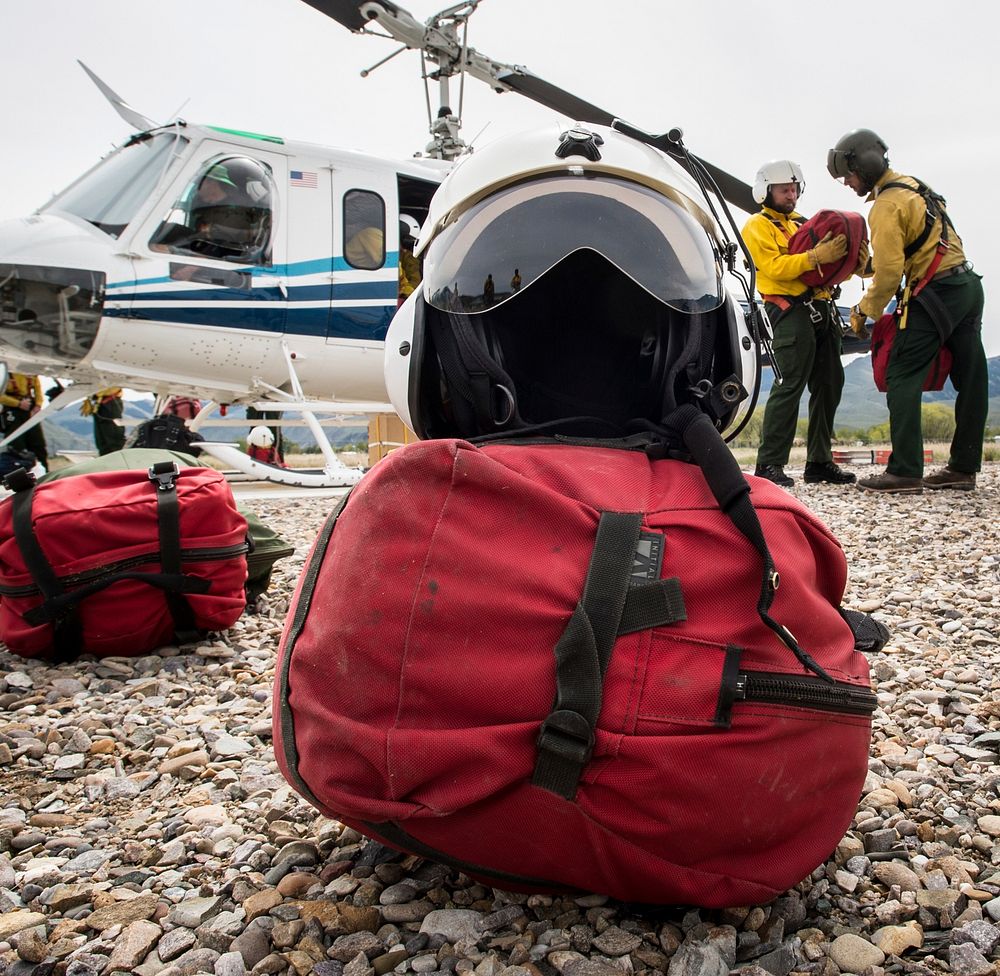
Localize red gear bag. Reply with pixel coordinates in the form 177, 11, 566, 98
274, 409, 883, 907
787, 209, 868, 288
0, 462, 249, 660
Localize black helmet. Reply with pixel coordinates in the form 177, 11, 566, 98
827, 129, 889, 188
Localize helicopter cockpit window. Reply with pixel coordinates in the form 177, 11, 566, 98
42, 131, 188, 239
149, 157, 274, 265
343, 189, 386, 270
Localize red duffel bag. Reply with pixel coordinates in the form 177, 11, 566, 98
274, 408, 883, 907
787, 209, 868, 288
0, 461, 249, 660
871, 310, 953, 393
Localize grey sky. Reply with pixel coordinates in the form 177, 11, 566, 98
3, 0, 998, 354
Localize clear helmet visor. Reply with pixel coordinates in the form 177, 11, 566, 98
826, 149, 853, 180
422, 175, 725, 315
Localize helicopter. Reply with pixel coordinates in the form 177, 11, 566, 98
0, 0, 867, 485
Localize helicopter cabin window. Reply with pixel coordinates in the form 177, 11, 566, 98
42, 130, 188, 239
149, 157, 274, 265
343, 190, 386, 270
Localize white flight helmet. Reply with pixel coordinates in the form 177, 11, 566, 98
399, 213, 421, 247
246, 425, 275, 449
752, 159, 806, 205
386, 122, 758, 441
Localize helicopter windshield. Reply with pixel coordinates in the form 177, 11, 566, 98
41, 131, 187, 239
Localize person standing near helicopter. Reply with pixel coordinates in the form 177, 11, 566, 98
828, 128, 988, 493
743, 160, 859, 488
1, 373, 48, 471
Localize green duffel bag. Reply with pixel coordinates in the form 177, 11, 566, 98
39, 449, 294, 601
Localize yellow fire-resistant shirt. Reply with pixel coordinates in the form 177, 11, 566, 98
0, 374, 43, 410
858, 168, 968, 321
741, 207, 833, 301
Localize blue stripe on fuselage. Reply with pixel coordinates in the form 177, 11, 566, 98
104, 302, 395, 341
107, 253, 401, 291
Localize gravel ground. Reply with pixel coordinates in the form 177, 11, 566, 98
0, 465, 998, 976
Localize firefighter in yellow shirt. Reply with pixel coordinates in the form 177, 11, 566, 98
80, 387, 126, 455
397, 216, 422, 305
742, 160, 857, 488
829, 128, 988, 493
0, 373, 48, 470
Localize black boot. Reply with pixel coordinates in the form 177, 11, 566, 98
803, 461, 857, 485
754, 464, 793, 487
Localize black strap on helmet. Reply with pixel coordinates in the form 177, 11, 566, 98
426, 310, 522, 436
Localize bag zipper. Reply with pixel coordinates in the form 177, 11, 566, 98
0, 542, 250, 598
736, 671, 876, 716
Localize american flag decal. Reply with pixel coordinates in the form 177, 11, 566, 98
290, 170, 318, 188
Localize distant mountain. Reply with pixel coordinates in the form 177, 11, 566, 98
757, 354, 1000, 431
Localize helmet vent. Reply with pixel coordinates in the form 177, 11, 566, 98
556, 126, 604, 162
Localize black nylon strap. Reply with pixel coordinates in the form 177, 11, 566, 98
148, 463, 200, 643
10, 476, 83, 661
618, 577, 686, 636
882, 179, 954, 258
912, 286, 958, 345
23, 571, 211, 625
532, 511, 643, 799
663, 404, 832, 682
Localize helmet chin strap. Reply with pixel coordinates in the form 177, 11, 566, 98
427, 310, 522, 435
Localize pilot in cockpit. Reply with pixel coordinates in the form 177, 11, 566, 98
150, 159, 273, 265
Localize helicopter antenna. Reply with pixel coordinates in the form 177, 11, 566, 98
77, 60, 159, 132
165, 97, 191, 124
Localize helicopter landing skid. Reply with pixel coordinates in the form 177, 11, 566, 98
196, 441, 365, 489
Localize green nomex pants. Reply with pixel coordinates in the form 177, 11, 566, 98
884, 271, 987, 478
756, 300, 845, 468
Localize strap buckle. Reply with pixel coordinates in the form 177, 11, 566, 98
536, 709, 594, 766
804, 300, 823, 324
2, 467, 36, 493
147, 461, 179, 491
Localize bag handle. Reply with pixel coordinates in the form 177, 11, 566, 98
532, 512, 687, 800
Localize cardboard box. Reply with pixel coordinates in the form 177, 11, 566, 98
368, 413, 416, 467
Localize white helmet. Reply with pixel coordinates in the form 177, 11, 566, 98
386, 122, 758, 440
752, 159, 806, 205
247, 425, 275, 449
399, 213, 421, 247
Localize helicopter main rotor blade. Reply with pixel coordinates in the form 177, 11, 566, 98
300, 0, 389, 32
500, 69, 756, 213
495, 69, 615, 128
685, 155, 757, 215
303, 0, 757, 212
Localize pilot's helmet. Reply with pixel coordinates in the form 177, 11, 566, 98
384, 123, 755, 440
205, 163, 238, 189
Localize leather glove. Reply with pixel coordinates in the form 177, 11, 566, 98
855, 241, 872, 277
850, 306, 869, 338
808, 232, 848, 268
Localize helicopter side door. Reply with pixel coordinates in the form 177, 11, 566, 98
326, 168, 398, 350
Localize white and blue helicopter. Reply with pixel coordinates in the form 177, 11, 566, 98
0, 0, 867, 486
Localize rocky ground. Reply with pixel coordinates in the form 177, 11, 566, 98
1, 465, 999, 976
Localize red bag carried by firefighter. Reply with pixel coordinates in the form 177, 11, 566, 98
787, 209, 868, 288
